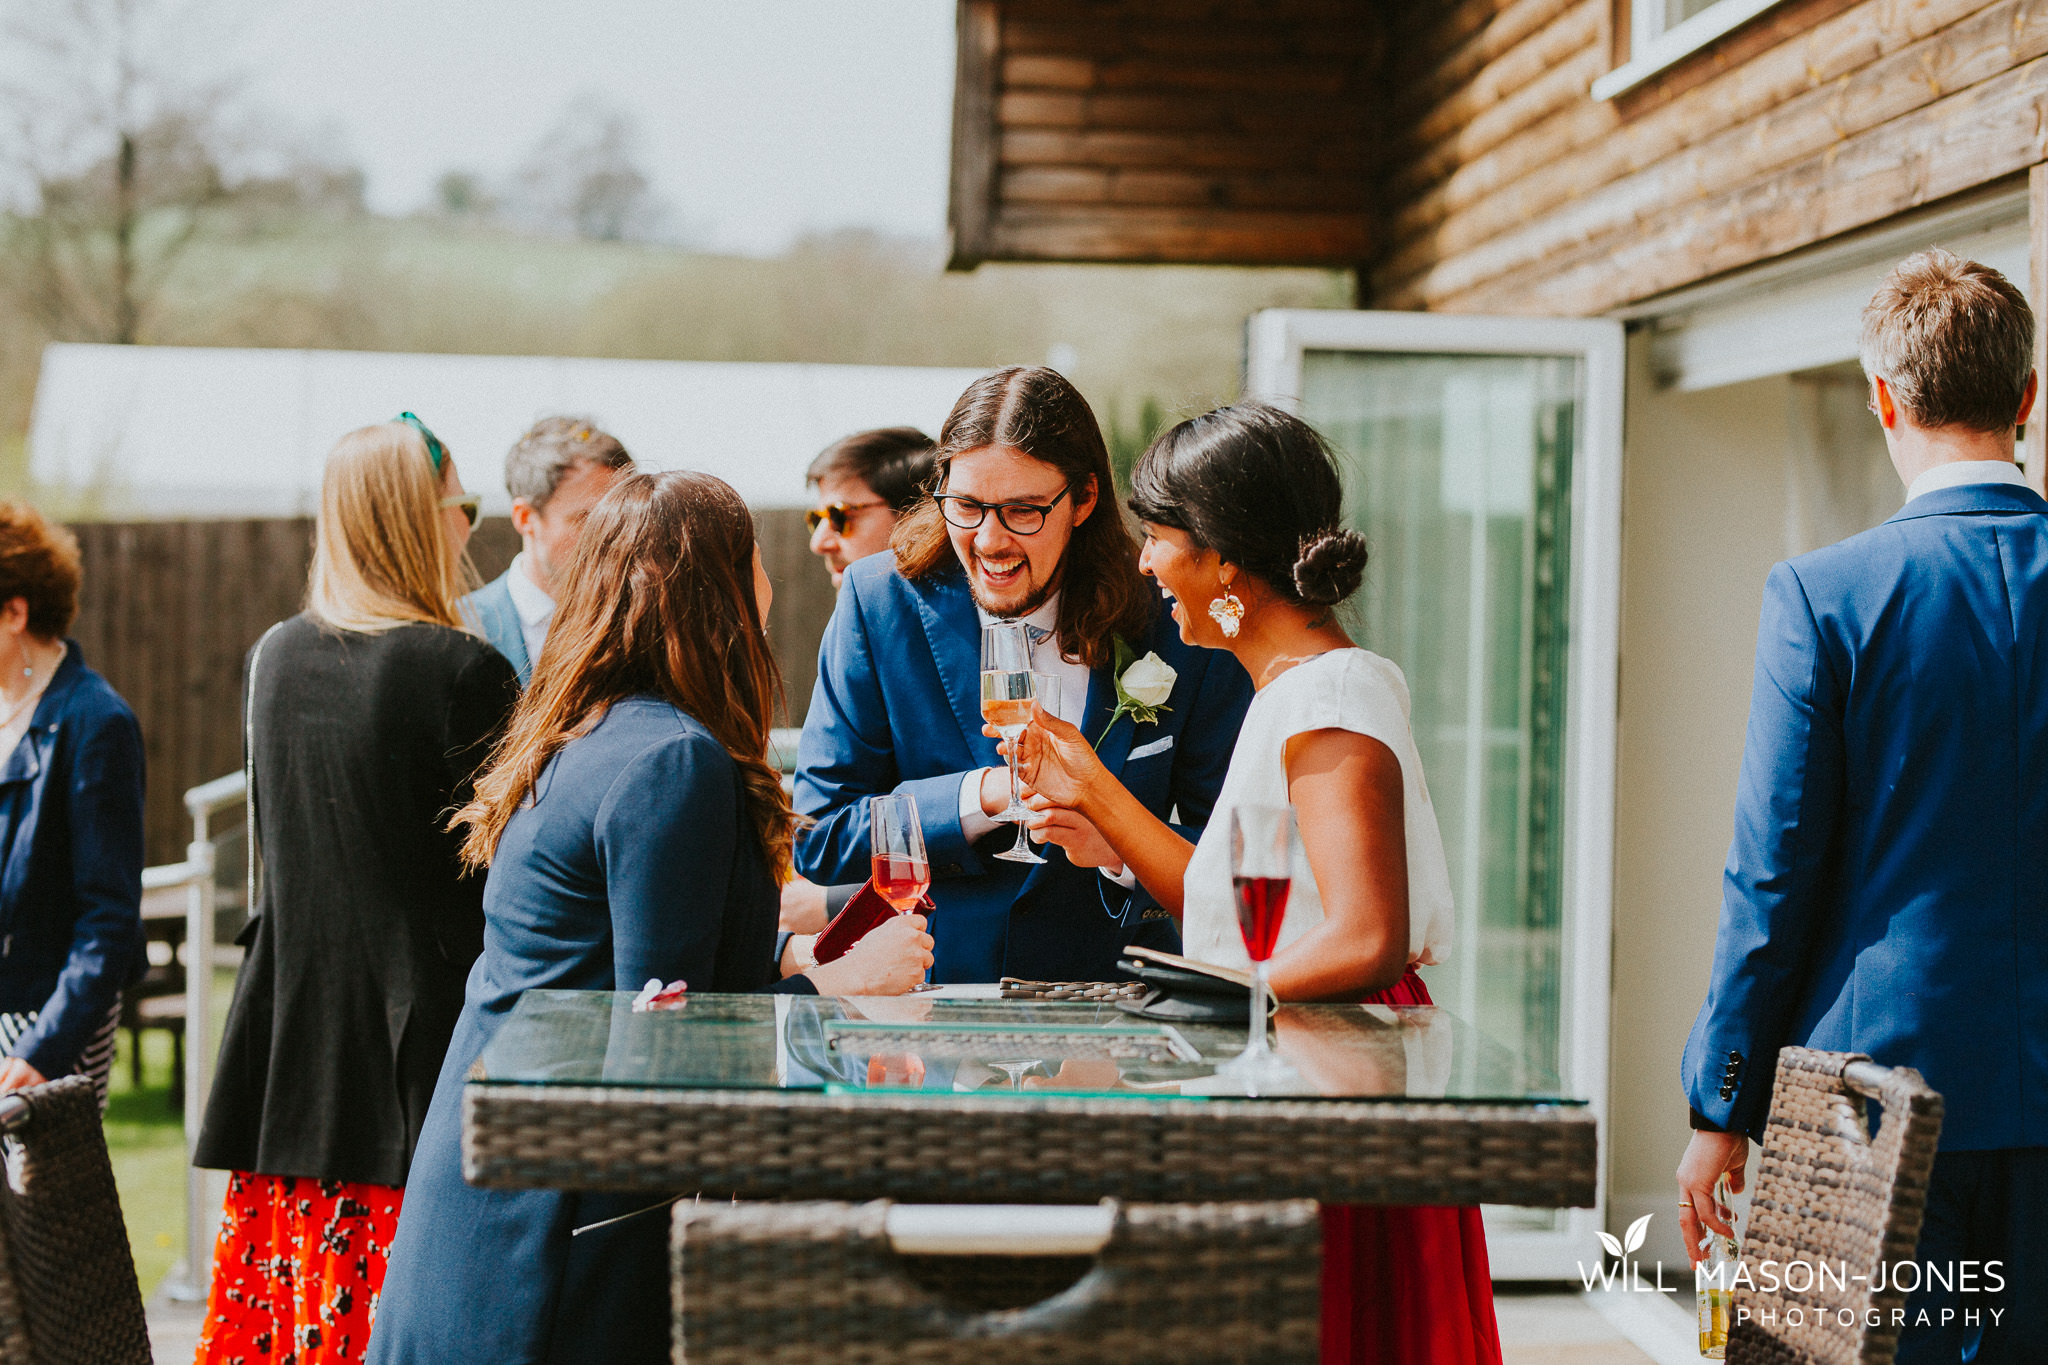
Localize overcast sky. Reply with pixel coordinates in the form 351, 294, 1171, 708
229, 0, 956, 253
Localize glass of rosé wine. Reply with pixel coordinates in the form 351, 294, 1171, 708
868, 793, 929, 912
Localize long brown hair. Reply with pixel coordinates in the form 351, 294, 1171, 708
892, 367, 1151, 671
452, 470, 793, 878
306, 422, 474, 633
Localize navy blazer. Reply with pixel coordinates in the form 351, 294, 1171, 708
369, 698, 811, 1365
794, 554, 1252, 982
460, 570, 532, 685
0, 644, 144, 1078
1683, 482, 2048, 1149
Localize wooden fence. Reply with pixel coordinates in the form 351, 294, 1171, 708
68, 510, 835, 865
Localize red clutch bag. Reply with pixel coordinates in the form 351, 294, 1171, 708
812, 880, 934, 964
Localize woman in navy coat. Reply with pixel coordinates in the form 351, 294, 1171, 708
369, 471, 933, 1365
0, 501, 143, 1107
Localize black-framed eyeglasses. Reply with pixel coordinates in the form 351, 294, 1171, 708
806, 500, 887, 534
934, 486, 1072, 536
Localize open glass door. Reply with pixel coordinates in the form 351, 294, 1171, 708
1247, 311, 1624, 1279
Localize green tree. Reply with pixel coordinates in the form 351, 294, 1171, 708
1107, 396, 1166, 496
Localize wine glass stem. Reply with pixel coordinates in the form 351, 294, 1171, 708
1246, 960, 1271, 1059
1006, 744, 1023, 814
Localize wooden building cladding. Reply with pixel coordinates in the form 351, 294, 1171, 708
952, 0, 2048, 317
1376, 0, 2048, 316
948, 0, 1381, 268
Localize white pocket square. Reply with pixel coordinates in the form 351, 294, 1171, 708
1127, 735, 1174, 761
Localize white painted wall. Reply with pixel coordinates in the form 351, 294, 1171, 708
27, 344, 990, 518
1607, 333, 1795, 1272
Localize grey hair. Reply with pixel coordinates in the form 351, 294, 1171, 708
504, 416, 633, 511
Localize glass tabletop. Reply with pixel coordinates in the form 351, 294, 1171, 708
470, 991, 1583, 1104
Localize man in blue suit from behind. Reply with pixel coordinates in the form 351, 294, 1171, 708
460, 417, 633, 685
1679, 250, 2048, 1360
796, 366, 1252, 983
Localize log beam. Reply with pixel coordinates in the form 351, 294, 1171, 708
1419, 52, 2048, 316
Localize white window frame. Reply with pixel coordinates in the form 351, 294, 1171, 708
1245, 309, 1625, 1280
1592, 0, 1790, 101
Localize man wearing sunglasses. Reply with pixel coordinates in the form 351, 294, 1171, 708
783, 429, 945, 936
805, 427, 938, 589
459, 417, 634, 686
795, 368, 1252, 984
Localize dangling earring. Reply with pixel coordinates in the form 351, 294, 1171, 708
1208, 583, 1245, 639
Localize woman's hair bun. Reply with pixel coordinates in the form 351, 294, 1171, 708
1292, 528, 1368, 606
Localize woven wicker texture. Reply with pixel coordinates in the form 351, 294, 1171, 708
0, 1076, 151, 1365
0, 1203, 31, 1365
1727, 1047, 1943, 1365
997, 980, 1147, 1002
464, 1083, 1596, 1207
672, 1199, 1320, 1364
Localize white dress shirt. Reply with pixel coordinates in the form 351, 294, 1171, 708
504, 552, 556, 667
1904, 459, 2029, 504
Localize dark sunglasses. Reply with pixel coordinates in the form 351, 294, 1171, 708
934, 485, 1072, 536
806, 500, 887, 534
439, 492, 481, 527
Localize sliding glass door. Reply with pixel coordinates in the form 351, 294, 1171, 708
1247, 311, 1623, 1278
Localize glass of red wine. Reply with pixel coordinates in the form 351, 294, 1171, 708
1217, 802, 1297, 1092
868, 793, 929, 911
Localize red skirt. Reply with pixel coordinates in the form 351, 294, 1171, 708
1321, 970, 1503, 1365
196, 1171, 402, 1365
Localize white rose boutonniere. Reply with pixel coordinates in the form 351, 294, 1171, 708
1097, 638, 1176, 746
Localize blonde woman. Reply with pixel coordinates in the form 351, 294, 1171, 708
194, 416, 518, 1365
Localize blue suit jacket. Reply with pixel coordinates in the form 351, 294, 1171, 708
1683, 482, 2048, 1149
0, 644, 144, 1077
370, 698, 811, 1365
794, 554, 1252, 983
460, 571, 531, 685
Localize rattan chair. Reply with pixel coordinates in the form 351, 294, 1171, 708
0, 1075, 152, 1365
1727, 1046, 1943, 1365
672, 1198, 1320, 1364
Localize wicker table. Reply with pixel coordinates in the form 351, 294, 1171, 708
461, 991, 1596, 1208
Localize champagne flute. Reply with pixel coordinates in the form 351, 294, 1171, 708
868, 793, 929, 911
995, 673, 1059, 865
1216, 803, 1298, 1093
980, 621, 1040, 858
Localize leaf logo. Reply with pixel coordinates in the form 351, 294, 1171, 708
1624, 1214, 1651, 1254
1595, 1230, 1623, 1258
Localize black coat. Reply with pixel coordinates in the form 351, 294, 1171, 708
195, 615, 517, 1187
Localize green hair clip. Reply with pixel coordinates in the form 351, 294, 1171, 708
395, 412, 449, 474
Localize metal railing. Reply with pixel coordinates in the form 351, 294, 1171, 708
145, 734, 802, 1300
143, 770, 246, 1304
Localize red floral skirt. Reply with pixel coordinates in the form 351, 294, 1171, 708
196, 1172, 402, 1365
1322, 970, 1503, 1365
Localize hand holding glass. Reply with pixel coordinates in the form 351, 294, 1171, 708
868, 793, 929, 911
997, 673, 1059, 865
981, 622, 1052, 865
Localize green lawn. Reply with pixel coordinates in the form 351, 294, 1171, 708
104, 1023, 187, 1298
103, 965, 238, 1300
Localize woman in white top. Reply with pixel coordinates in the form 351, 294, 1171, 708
1009, 401, 1499, 1365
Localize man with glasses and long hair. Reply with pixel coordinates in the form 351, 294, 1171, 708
794, 367, 1252, 983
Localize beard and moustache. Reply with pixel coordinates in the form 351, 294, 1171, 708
969, 558, 1064, 621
